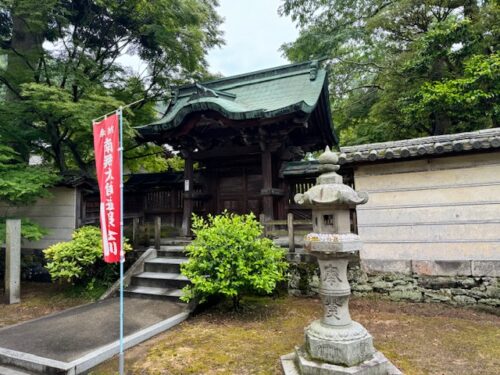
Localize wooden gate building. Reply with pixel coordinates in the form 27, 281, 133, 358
136, 60, 336, 235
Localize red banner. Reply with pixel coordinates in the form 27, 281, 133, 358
93, 114, 122, 263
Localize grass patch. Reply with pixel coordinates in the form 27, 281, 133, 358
91, 295, 500, 375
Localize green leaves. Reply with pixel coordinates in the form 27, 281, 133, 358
180, 212, 288, 308
0, 0, 223, 175
43, 225, 132, 285
282, 0, 499, 143
0, 144, 58, 205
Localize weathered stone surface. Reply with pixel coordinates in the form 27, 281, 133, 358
305, 321, 375, 367
417, 276, 458, 290
352, 284, 373, 293
477, 298, 500, 307
423, 291, 451, 302
289, 346, 401, 375
472, 261, 500, 277
485, 286, 500, 299
361, 260, 411, 275
456, 278, 477, 288
453, 295, 477, 305
412, 260, 471, 276
372, 281, 393, 292
389, 290, 422, 302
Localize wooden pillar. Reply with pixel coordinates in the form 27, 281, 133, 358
261, 148, 274, 223
5, 219, 21, 304
132, 217, 139, 248
181, 153, 194, 237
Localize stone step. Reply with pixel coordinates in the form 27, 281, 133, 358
131, 272, 190, 289
160, 245, 187, 251
160, 238, 191, 246
144, 257, 188, 273
135, 271, 189, 281
157, 250, 186, 259
148, 257, 188, 264
0, 365, 36, 375
125, 285, 183, 300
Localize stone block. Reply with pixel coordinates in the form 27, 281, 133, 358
417, 276, 458, 290
412, 260, 471, 276
452, 295, 476, 305
423, 291, 451, 303
372, 281, 393, 292
477, 298, 500, 307
287, 346, 401, 375
352, 284, 373, 293
305, 321, 375, 367
472, 261, 500, 277
361, 260, 411, 275
389, 290, 422, 302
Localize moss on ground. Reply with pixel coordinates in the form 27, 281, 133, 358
91, 295, 500, 375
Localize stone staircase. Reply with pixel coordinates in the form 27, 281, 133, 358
125, 238, 191, 301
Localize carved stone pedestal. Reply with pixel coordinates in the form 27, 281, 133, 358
280, 147, 401, 375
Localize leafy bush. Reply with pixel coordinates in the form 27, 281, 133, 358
181, 212, 288, 308
43, 226, 131, 288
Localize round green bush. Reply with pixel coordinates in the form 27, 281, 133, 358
180, 211, 288, 308
43, 225, 131, 286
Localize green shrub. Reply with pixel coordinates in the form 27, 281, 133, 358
180, 212, 288, 308
43, 226, 131, 288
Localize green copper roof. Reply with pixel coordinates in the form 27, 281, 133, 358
137, 60, 333, 135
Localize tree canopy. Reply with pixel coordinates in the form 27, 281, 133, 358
280, 0, 499, 145
0, 0, 223, 175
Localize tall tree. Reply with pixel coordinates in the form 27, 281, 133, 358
0, 0, 223, 174
280, 0, 499, 145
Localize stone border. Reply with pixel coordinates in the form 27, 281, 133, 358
0, 310, 189, 374
100, 247, 157, 300
361, 259, 500, 277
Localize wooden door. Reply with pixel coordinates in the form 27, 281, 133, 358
217, 169, 262, 215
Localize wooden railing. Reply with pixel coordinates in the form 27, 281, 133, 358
259, 213, 312, 253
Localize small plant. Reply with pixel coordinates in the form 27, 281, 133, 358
180, 211, 288, 309
43, 226, 131, 289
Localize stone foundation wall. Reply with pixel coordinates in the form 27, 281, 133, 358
287, 260, 500, 307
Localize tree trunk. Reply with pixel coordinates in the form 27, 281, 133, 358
5, 4, 45, 100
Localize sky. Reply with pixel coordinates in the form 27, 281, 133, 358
206, 0, 299, 76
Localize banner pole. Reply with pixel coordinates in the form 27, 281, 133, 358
118, 106, 125, 375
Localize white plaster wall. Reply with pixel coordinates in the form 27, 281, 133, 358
0, 187, 77, 249
355, 152, 500, 263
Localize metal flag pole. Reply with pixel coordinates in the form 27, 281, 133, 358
118, 106, 125, 375
92, 98, 144, 375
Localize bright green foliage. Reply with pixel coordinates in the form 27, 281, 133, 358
0, 143, 58, 242
181, 212, 288, 308
0, 0, 223, 175
43, 226, 132, 286
0, 144, 58, 204
280, 0, 499, 144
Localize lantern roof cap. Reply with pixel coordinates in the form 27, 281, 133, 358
294, 147, 368, 207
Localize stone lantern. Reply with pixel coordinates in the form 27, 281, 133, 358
281, 147, 400, 375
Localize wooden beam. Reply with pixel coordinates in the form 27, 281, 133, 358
154, 216, 161, 250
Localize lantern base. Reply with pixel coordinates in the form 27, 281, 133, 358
305, 320, 375, 367
281, 347, 402, 375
